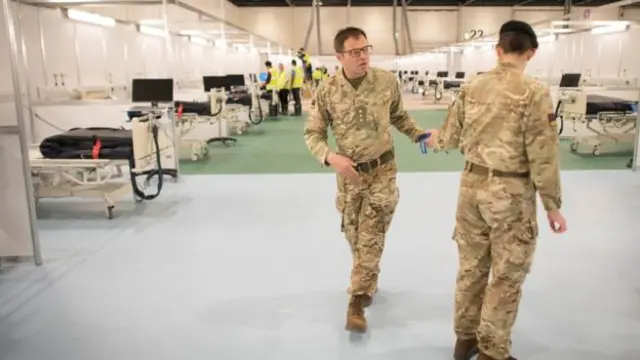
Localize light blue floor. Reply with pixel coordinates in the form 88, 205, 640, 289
1, 171, 639, 360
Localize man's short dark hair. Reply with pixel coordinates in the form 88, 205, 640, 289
497, 32, 535, 54
333, 27, 367, 53
497, 20, 538, 54
265, 61, 272, 67
291, 59, 297, 65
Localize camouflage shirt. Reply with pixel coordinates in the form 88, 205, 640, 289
434, 62, 562, 212
304, 67, 425, 164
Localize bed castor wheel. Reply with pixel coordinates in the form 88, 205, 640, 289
570, 142, 578, 152
222, 139, 237, 147
627, 158, 633, 168
106, 205, 114, 219
592, 146, 601, 156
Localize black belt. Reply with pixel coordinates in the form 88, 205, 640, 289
355, 150, 394, 173
464, 161, 529, 178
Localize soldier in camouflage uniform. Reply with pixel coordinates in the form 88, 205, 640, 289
425, 20, 567, 360
303, 27, 428, 333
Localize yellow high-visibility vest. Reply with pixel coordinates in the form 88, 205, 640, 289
266, 68, 279, 90
302, 53, 311, 66
292, 67, 304, 88
276, 70, 289, 90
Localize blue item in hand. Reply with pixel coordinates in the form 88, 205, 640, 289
417, 133, 431, 154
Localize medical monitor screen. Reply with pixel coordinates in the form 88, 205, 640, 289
455, 72, 465, 79
203, 76, 228, 92
436, 71, 448, 78
226, 74, 246, 86
259, 72, 268, 82
559, 73, 582, 88
131, 78, 174, 103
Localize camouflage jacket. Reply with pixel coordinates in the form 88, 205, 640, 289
434, 62, 562, 211
304, 67, 425, 164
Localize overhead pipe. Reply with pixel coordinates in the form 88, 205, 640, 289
392, 0, 400, 55
408, 9, 457, 12
400, 0, 413, 54
594, 0, 639, 8
564, 0, 572, 15
18, 0, 161, 5
302, 2, 315, 50
173, 1, 285, 52
315, 0, 322, 54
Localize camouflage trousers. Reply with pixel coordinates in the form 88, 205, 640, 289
336, 161, 399, 296
453, 170, 538, 359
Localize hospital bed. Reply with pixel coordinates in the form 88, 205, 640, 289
128, 74, 266, 161
30, 78, 179, 219
404, 70, 420, 93
423, 71, 448, 103
173, 87, 235, 161
412, 71, 429, 95
555, 73, 638, 156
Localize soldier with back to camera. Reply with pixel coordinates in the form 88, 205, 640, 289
424, 20, 567, 360
303, 26, 430, 333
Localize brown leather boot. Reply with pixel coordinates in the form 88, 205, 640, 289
453, 338, 478, 360
346, 287, 375, 307
477, 352, 517, 360
345, 295, 367, 332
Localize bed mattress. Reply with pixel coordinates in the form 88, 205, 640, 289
39, 127, 133, 160
586, 94, 636, 115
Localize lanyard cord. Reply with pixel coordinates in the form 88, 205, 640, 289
417, 133, 431, 154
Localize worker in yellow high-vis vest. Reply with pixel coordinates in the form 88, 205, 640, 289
312, 68, 323, 88
262, 61, 279, 91
290, 59, 304, 116
262, 60, 280, 117
276, 63, 291, 115
296, 47, 313, 83
322, 67, 329, 80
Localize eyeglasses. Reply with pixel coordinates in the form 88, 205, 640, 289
341, 45, 373, 57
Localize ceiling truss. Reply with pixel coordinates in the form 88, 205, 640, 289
228, 0, 631, 7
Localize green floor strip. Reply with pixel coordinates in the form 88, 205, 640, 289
179, 110, 633, 175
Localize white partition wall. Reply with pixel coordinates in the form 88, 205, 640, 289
9, 3, 264, 143
0, 0, 41, 264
